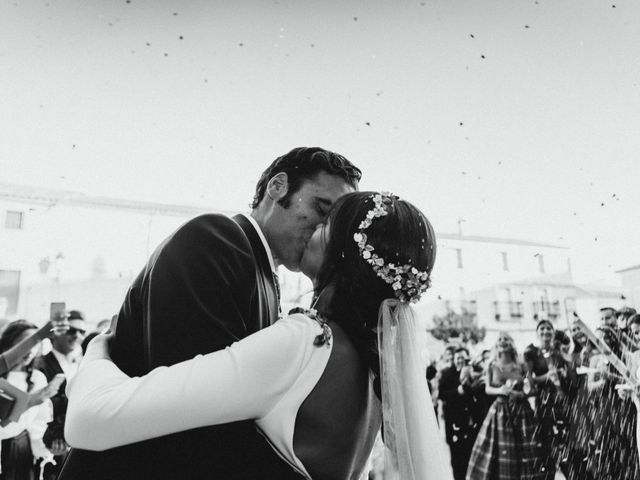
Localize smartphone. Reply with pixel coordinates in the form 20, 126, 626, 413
50, 302, 66, 322
50, 302, 68, 334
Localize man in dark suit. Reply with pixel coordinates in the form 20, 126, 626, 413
34, 310, 87, 480
438, 347, 479, 480
59, 147, 361, 480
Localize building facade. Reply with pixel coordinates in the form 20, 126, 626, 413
419, 234, 628, 348
0, 183, 630, 348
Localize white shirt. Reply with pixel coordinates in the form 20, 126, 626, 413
242, 213, 277, 275
51, 349, 81, 381
243, 213, 282, 317
66, 314, 332, 480
0, 370, 53, 469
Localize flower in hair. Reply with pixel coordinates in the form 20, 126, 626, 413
353, 192, 431, 303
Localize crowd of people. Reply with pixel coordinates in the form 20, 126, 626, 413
432, 305, 640, 480
0, 311, 109, 480
0, 147, 637, 480
3, 303, 640, 480
3, 304, 640, 480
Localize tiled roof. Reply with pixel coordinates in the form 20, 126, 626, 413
0, 182, 567, 248
437, 233, 566, 249
616, 264, 640, 274
0, 182, 229, 217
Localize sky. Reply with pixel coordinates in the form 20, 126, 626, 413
1, 0, 639, 284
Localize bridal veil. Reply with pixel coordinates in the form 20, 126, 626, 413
378, 299, 453, 480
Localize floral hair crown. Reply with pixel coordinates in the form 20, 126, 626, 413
352, 193, 432, 303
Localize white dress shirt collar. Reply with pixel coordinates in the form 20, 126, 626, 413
241, 213, 277, 275
52, 348, 81, 381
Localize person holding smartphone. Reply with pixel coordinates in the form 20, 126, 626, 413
33, 310, 86, 480
438, 347, 479, 480
0, 320, 59, 480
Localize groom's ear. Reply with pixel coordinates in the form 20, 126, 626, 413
266, 172, 289, 202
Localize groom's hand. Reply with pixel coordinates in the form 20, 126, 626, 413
83, 332, 115, 363
50, 438, 70, 456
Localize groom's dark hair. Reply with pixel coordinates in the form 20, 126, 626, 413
250, 147, 362, 209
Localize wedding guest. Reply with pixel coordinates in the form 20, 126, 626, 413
600, 307, 618, 329
467, 350, 492, 432
476, 349, 491, 369
438, 347, 478, 480
442, 345, 456, 370
554, 329, 572, 358
628, 313, 640, 345
571, 321, 593, 366
466, 332, 544, 480
618, 307, 639, 359
524, 319, 567, 478
617, 306, 637, 331
616, 314, 640, 472
587, 326, 639, 479
426, 360, 438, 385
549, 329, 580, 477
562, 322, 599, 479
433, 345, 457, 423
0, 320, 54, 480
34, 310, 86, 480
426, 359, 439, 417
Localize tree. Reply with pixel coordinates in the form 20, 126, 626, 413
429, 309, 486, 344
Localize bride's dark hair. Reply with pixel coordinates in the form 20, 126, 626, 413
314, 192, 436, 399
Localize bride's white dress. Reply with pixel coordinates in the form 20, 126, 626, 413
66, 313, 331, 480
66, 307, 453, 480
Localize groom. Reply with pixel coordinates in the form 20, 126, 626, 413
59, 147, 361, 479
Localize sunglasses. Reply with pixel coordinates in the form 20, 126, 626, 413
66, 327, 86, 336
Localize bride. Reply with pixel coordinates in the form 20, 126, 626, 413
65, 191, 453, 480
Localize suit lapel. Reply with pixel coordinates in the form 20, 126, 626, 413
49, 351, 65, 375
233, 214, 280, 326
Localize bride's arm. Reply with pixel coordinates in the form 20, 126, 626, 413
65, 314, 322, 451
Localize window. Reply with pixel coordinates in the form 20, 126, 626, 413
537, 254, 545, 273
456, 249, 463, 269
4, 211, 24, 229
0, 270, 21, 316
501, 251, 509, 271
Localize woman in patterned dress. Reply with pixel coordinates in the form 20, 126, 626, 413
466, 332, 545, 480
523, 319, 574, 478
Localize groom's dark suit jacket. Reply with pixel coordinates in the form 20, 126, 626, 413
59, 214, 303, 480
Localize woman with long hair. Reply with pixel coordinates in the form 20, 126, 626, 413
523, 319, 574, 478
465, 332, 545, 480
65, 192, 453, 479
0, 320, 54, 480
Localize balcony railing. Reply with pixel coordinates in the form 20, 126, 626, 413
532, 300, 561, 319
493, 301, 523, 321
444, 300, 477, 316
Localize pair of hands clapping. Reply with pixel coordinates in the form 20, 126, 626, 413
499, 379, 525, 400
